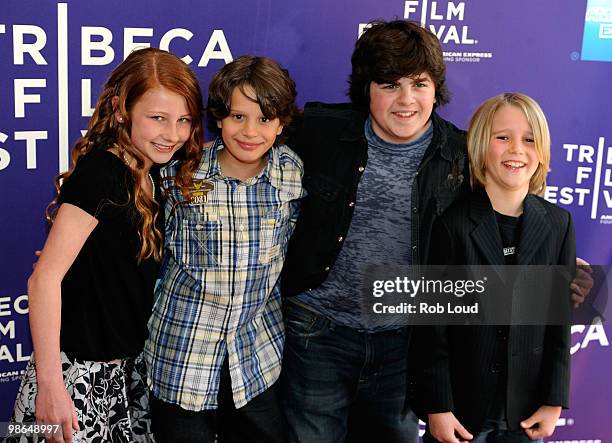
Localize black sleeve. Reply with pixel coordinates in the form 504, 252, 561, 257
542, 211, 575, 408
410, 216, 456, 416
59, 151, 130, 221
285, 110, 308, 163
558, 211, 577, 268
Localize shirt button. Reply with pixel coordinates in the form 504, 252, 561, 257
348, 202, 355, 207
239, 224, 245, 231
358, 166, 365, 172
195, 224, 203, 230
412, 207, 418, 213
338, 236, 344, 242
412, 245, 417, 251
324, 266, 330, 271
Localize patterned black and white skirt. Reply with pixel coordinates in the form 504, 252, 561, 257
10, 352, 155, 442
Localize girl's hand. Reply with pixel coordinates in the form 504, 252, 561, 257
520, 405, 562, 440
428, 412, 473, 443
35, 381, 80, 443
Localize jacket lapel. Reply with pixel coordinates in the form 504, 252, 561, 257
469, 189, 506, 266
516, 194, 550, 265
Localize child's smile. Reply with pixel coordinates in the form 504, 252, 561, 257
217, 85, 283, 181
128, 86, 192, 169
485, 104, 539, 195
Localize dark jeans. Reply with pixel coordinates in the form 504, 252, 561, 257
280, 299, 419, 443
151, 358, 286, 443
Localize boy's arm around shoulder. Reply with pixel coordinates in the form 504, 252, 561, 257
284, 101, 367, 166
542, 195, 592, 305
284, 105, 309, 163
284, 102, 327, 164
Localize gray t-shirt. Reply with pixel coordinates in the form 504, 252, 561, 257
296, 117, 433, 330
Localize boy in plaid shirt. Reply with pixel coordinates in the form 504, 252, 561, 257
145, 56, 304, 443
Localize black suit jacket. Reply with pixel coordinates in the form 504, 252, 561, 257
411, 188, 575, 433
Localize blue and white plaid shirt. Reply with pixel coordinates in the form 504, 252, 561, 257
145, 138, 304, 410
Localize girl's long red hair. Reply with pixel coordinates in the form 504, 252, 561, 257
47, 47, 204, 262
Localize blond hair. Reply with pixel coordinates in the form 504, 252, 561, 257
467, 92, 550, 195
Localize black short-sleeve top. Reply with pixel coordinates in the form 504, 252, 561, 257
57, 149, 161, 361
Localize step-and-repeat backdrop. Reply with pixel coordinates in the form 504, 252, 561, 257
1, 1, 611, 440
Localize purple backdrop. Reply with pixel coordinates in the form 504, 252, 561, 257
1, 1, 610, 440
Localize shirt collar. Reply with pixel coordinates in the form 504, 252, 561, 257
201, 138, 223, 178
